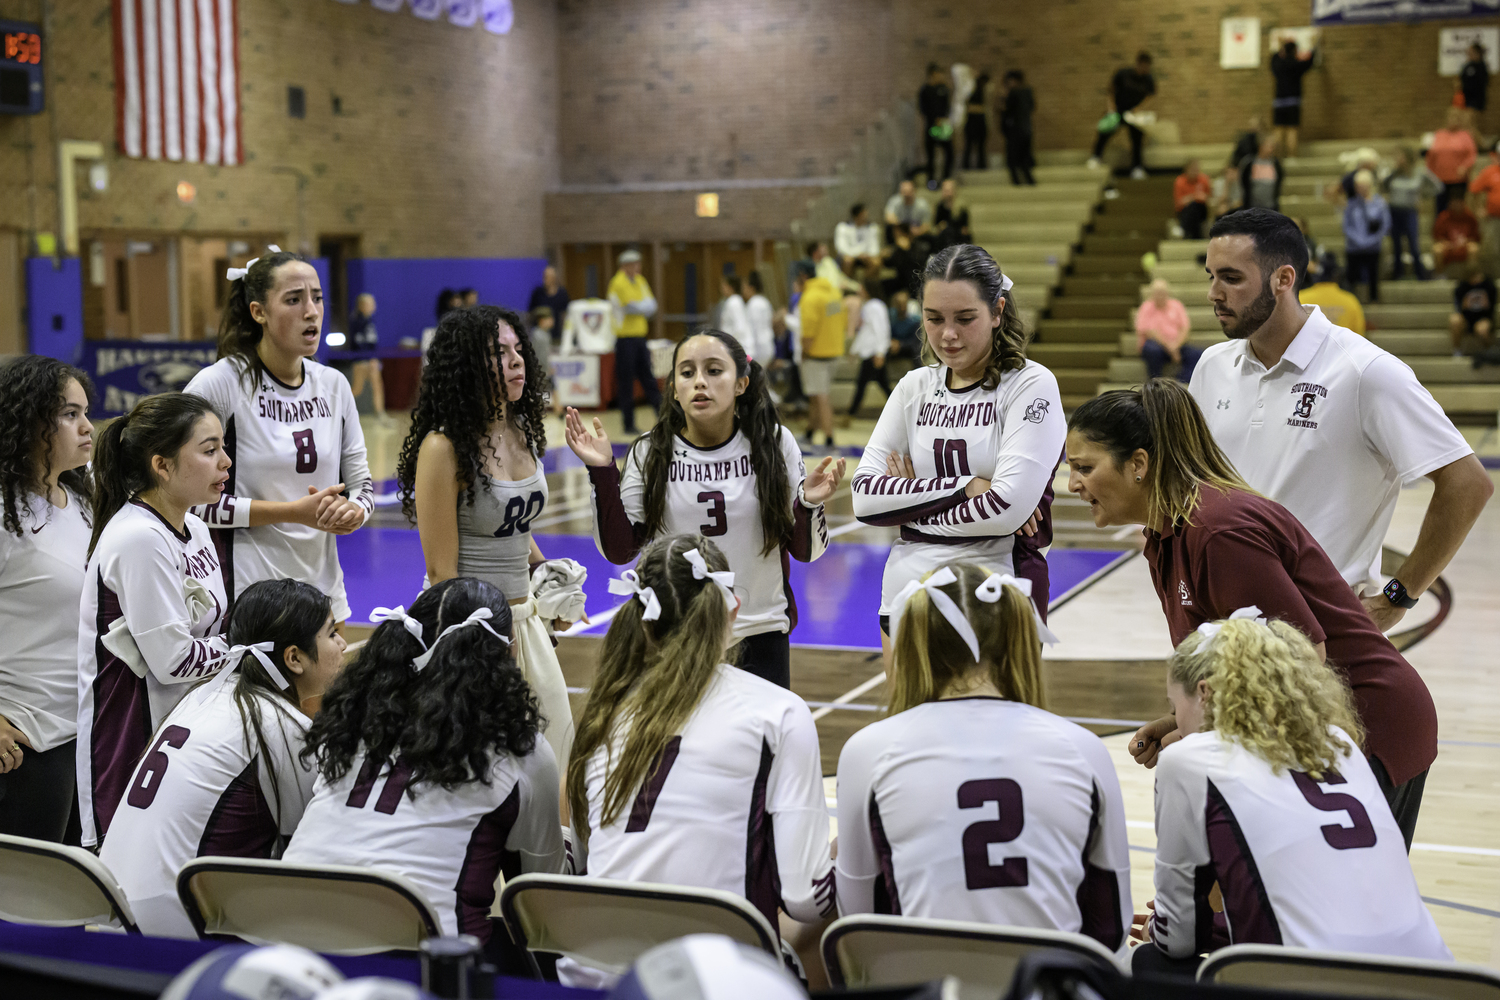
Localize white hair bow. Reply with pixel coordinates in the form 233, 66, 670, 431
371, 606, 426, 650
889, 567, 984, 662
1196, 606, 1267, 646
225, 245, 282, 282
195, 640, 284, 704
411, 607, 510, 672
973, 572, 1059, 646
999, 273, 1014, 295
682, 547, 737, 609
608, 569, 661, 622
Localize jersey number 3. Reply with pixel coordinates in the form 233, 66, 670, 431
698, 491, 727, 537
959, 778, 1029, 889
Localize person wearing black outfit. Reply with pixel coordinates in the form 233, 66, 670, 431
1231, 115, 1264, 170
1088, 52, 1156, 178
962, 73, 990, 170
1270, 39, 1316, 157
918, 63, 954, 188
527, 265, 570, 325
1460, 42, 1490, 126
880, 224, 925, 300
932, 179, 971, 250
999, 70, 1035, 186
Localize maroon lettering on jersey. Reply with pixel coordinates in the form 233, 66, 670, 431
255, 394, 333, 423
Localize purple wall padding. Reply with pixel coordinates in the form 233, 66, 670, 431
25, 257, 84, 363
345, 257, 547, 347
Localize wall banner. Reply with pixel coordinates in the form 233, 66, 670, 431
1314, 0, 1500, 26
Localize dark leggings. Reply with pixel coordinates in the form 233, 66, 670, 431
848, 357, 892, 415
1371, 757, 1427, 851
730, 630, 791, 689
0, 738, 80, 843
614, 336, 662, 433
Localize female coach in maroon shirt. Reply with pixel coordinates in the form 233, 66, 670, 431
1064, 379, 1437, 847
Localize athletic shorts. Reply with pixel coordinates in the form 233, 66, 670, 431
800, 358, 835, 396
879, 537, 1016, 615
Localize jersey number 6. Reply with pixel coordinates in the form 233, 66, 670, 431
698, 491, 727, 537
126, 725, 191, 809
958, 777, 1029, 890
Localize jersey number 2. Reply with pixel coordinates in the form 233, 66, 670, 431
1292, 771, 1377, 850
698, 491, 727, 537
933, 439, 971, 478
293, 429, 318, 474
126, 725, 191, 809
958, 778, 1029, 889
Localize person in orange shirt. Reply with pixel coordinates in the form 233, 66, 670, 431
1433, 201, 1482, 276
1428, 107, 1479, 212
1173, 159, 1212, 239
1134, 279, 1198, 382
1467, 142, 1500, 268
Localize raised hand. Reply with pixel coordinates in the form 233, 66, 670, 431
565, 407, 615, 468
803, 456, 847, 506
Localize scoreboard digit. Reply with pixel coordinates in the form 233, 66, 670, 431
0, 19, 43, 116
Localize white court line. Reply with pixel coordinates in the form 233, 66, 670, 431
1125, 820, 1500, 858
559, 602, 624, 636
810, 671, 887, 722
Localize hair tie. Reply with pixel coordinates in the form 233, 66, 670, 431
608, 569, 661, 622
225, 245, 282, 282
973, 572, 1059, 645
1195, 606, 1267, 646
889, 567, 983, 662
371, 606, 426, 650
411, 607, 509, 672
195, 640, 285, 704
681, 547, 737, 610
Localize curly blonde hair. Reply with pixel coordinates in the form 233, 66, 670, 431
1170, 618, 1364, 779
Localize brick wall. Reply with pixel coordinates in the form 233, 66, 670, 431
0, 0, 558, 258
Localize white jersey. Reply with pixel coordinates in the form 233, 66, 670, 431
850, 300, 892, 360
78, 502, 229, 847
836, 699, 1131, 952
851, 363, 1065, 613
1150, 728, 1450, 961
283, 741, 566, 940
186, 358, 373, 622
719, 294, 753, 351
0, 492, 90, 752
588, 426, 828, 639
574, 664, 835, 928
99, 684, 314, 938
561, 298, 617, 355
746, 294, 776, 366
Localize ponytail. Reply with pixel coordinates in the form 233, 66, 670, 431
920, 244, 1031, 388
1068, 379, 1251, 528
88, 392, 217, 557
218, 248, 308, 393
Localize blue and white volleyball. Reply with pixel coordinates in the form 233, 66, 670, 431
160, 944, 344, 1000
609, 934, 806, 1000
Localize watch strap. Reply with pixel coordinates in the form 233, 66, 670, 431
1383, 578, 1418, 610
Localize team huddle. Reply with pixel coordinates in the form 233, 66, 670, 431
0, 207, 1488, 978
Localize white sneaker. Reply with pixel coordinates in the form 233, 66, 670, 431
1086, 157, 1104, 169
1130, 167, 1148, 180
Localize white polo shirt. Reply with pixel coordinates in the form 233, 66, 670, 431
1189, 306, 1472, 592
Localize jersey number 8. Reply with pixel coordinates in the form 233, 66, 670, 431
494, 490, 545, 538
293, 429, 318, 474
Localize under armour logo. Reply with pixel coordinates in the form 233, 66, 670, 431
1024, 398, 1050, 424
1216, 399, 1230, 410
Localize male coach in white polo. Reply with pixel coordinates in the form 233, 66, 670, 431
1192, 208, 1493, 633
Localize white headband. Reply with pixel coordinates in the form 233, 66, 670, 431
225, 245, 282, 282
890, 567, 1057, 661
609, 569, 661, 621
371, 606, 426, 651
411, 607, 510, 672
1195, 606, 1267, 647
195, 640, 285, 704
682, 547, 737, 609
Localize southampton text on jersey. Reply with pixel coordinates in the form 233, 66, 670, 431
915, 401, 999, 430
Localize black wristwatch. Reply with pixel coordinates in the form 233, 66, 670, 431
1383, 578, 1419, 610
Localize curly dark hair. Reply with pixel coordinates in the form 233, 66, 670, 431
217, 248, 312, 393
300, 577, 540, 794
0, 356, 95, 537
639, 329, 792, 556
395, 305, 548, 524
920, 244, 1031, 389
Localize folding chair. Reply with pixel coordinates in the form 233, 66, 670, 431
0, 832, 138, 932
498, 873, 779, 980
821, 914, 1120, 999
176, 857, 442, 955
1199, 944, 1500, 1000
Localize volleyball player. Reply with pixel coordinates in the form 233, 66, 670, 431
286, 577, 566, 943
1066, 380, 1438, 846
836, 564, 1130, 950
1133, 615, 1450, 974
565, 330, 844, 688
186, 249, 373, 623
0, 357, 94, 841
79, 393, 232, 848
567, 535, 835, 933
850, 245, 1064, 646
398, 305, 577, 773
100, 579, 343, 937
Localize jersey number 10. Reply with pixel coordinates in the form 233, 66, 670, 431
933, 439, 971, 478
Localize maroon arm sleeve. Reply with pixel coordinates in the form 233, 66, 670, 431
586, 462, 647, 564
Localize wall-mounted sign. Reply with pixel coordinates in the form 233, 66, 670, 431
0, 18, 43, 115
1221, 17, 1263, 69
1440, 25, 1500, 75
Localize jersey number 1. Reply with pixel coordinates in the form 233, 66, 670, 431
933, 439, 971, 478
958, 778, 1029, 889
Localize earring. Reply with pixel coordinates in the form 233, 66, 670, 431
1135, 476, 1142, 482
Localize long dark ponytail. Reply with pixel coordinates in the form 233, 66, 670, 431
218, 248, 309, 393
88, 392, 218, 557
640, 329, 793, 556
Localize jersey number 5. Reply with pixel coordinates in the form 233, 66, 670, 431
292, 429, 318, 474
958, 778, 1029, 889
1292, 770, 1377, 850
126, 725, 191, 809
698, 491, 727, 537
933, 439, 971, 478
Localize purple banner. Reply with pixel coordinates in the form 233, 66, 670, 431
1313, 0, 1500, 24
81, 341, 217, 417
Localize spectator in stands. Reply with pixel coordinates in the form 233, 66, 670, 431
1428, 108, 1478, 213
1231, 115, 1265, 170
606, 249, 660, 435
999, 70, 1036, 186
1174, 159, 1212, 239
888, 288, 923, 360
835, 204, 882, 277
1383, 148, 1439, 282
881, 224, 925, 300
1449, 267, 1496, 358
1269, 37, 1317, 157
1433, 199, 1482, 276
795, 260, 847, 449
1240, 136, 1284, 212
527, 265, 570, 325
963, 73, 991, 170
932, 178, 972, 249
884, 180, 932, 241
1087, 51, 1156, 180
528, 306, 559, 412
1459, 42, 1490, 127
768, 306, 806, 410
1134, 279, 1198, 382
435, 288, 461, 323
1294, 218, 1324, 290
919, 63, 954, 189
1343, 169, 1391, 302
847, 280, 893, 417
1211, 162, 1242, 218
347, 293, 387, 422
1300, 256, 1366, 335
808, 240, 858, 293
745, 271, 777, 365
459, 288, 479, 307
718, 274, 753, 351
1468, 142, 1500, 268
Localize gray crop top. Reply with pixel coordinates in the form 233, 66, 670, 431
455, 465, 548, 603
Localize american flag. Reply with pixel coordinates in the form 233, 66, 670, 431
113, 0, 242, 165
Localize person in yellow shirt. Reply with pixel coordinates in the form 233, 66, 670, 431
795, 260, 848, 448
607, 249, 662, 434
1298, 258, 1366, 335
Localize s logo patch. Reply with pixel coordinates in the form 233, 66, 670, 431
1024, 398, 1050, 424
1292, 392, 1317, 419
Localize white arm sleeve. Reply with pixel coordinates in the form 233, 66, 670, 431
781, 429, 828, 563
905, 367, 1065, 537
850, 374, 974, 525
336, 378, 375, 524
107, 530, 226, 686
769, 699, 836, 922
833, 731, 879, 915
511, 742, 569, 875
1150, 744, 1216, 959
185, 363, 253, 529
